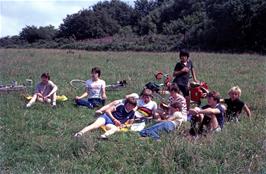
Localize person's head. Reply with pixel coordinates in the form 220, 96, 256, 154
207, 91, 220, 107
179, 50, 189, 63
155, 71, 163, 80
141, 88, 153, 103
169, 102, 182, 114
124, 97, 137, 112
228, 86, 241, 101
91, 67, 101, 80
169, 83, 180, 97
41, 73, 50, 84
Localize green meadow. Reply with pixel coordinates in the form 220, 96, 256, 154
0, 49, 265, 173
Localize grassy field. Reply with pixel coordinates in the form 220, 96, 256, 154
0, 49, 265, 173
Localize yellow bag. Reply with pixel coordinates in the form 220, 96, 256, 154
25, 95, 68, 102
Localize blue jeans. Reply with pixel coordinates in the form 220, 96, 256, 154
139, 121, 176, 140
75, 98, 105, 109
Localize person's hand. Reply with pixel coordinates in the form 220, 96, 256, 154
182, 67, 189, 73
75, 96, 81, 100
37, 93, 43, 98
113, 119, 121, 127
189, 109, 199, 116
43, 96, 49, 101
102, 94, 107, 100
193, 79, 199, 83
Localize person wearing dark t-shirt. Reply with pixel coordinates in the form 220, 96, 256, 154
221, 86, 251, 121
74, 97, 137, 139
189, 91, 225, 134
173, 50, 198, 110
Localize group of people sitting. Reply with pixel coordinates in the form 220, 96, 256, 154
25, 50, 251, 141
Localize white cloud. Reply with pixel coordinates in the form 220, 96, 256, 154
0, 0, 135, 37
0, 0, 105, 37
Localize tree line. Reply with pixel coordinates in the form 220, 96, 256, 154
1, 0, 265, 53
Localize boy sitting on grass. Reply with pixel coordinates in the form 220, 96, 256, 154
74, 97, 137, 139
26, 73, 58, 108
189, 91, 225, 136
221, 86, 251, 122
75, 67, 107, 109
155, 83, 187, 121
139, 102, 185, 141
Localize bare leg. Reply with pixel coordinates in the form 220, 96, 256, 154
26, 94, 38, 107
210, 114, 219, 130
185, 96, 190, 111
37, 96, 44, 103
51, 92, 56, 106
75, 117, 106, 136
101, 124, 119, 137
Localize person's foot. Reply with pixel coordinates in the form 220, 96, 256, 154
52, 104, 56, 109
74, 132, 83, 138
100, 134, 108, 140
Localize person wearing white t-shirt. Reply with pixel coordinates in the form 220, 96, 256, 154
75, 67, 107, 109
130, 89, 157, 131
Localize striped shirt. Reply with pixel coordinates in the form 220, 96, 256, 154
168, 95, 187, 120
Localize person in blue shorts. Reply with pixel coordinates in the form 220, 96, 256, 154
74, 97, 137, 139
173, 50, 198, 110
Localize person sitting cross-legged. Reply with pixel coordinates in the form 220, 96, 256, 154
74, 97, 137, 139
139, 102, 185, 141
75, 67, 107, 109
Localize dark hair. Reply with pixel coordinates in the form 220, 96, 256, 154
170, 83, 180, 93
125, 97, 137, 107
91, 67, 101, 77
207, 91, 220, 103
170, 102, 182, 111
179, 50, 189, 58
41, 73, 50, 80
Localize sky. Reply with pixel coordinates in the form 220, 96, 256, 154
0, 0, 134, 37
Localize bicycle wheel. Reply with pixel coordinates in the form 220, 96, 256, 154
70, 79, 86, 89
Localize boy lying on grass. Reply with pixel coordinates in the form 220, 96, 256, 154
74, 97, 137, 139
189, 91, 225, 136
26, 73, 58, 108
95, 93, 139, 116
95, 89, 157, 132
139, 102, 184, 141
221, 86, 251, 122
75, 67, 107, 109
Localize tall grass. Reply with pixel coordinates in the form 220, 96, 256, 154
0, 49, 265, 173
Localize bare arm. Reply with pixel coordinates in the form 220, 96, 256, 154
191, 67, 198, 82
76, 88, 88, 99
97, 100, 121, 113
243, 104, 251, 117
198, 108, 221, 115
101, 86, 107, 100
105, 106, 121, 127
173, 67, 189, 77
46, 85, 58, 98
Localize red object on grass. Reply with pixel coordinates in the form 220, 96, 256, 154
190, 82, 209, 102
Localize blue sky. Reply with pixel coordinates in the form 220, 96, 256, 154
0, 0, 134, 37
